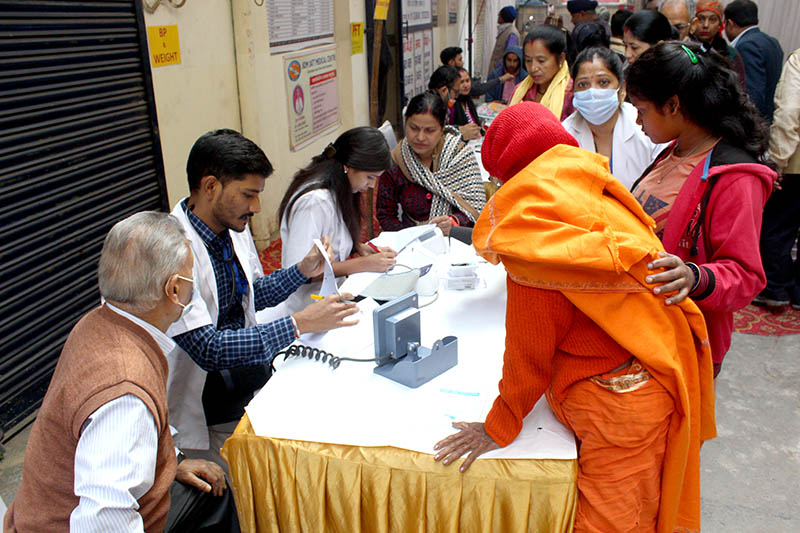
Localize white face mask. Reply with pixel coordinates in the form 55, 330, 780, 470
572, 88, 620, 125
168, 275, 196, 319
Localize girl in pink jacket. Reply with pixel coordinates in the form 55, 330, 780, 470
627, 41, 777, 376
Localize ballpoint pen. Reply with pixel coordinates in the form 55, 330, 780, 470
311, 293, 355, 304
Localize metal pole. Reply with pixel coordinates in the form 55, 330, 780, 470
367, 17, 385, 239
467, 0, 473, 73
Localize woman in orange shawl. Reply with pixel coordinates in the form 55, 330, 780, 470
433, 102, 716, 532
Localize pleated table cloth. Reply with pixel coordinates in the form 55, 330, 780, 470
222, 414, 577, 533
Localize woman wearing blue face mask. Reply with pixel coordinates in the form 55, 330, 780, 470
562, 47, 666, 189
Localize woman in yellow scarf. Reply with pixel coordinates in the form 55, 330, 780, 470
509, 25, 575, 120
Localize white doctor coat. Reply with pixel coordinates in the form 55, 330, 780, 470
280, 188, 352, 314
166, 200, 265, 450
562, 102, 667, 190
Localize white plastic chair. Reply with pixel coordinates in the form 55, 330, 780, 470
379, 120, 397, 150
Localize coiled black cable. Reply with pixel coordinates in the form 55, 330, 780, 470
279, 344, 395, 370
281, 345, 342, 369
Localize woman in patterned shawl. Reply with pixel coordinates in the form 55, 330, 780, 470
376, 91, 486, 237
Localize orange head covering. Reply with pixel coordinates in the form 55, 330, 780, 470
696, 0, 723, 19
481, 102, 578, 183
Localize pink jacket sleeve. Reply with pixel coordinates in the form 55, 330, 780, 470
694, 173, 768, 313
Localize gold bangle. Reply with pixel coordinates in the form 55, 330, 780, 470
289, 315, 300, 338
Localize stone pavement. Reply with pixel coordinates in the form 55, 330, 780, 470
700, 332, 799, 531
1, 332, 799, 531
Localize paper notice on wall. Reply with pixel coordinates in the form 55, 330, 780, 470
448, 0, 457, 23
351, 22, 364, 55
403, 29, 434, 103
283, 45, 340, 151
403, 35, 414, 103
147, 25, 181, 67
422, 30, 433, 89
413, 33, 424, 96
374, 0, 391, 20
266, 0, 334, 54
402, 0, 432, 28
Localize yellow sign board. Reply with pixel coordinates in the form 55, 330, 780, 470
351, 23, 364, 54
147, 25, 181, 67
374, 0, 390, 20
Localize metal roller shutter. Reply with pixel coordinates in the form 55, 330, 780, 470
0, 0, 168, 433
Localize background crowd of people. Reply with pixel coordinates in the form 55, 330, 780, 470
5, 1, 797, 531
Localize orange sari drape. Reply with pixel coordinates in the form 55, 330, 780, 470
473, 145, 716, 532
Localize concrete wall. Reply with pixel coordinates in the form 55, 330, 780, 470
142, 1, 242, 216
433, 0, 469, 69
143, 0, 370, 249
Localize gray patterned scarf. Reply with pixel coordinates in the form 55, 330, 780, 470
394, 126, 486, 223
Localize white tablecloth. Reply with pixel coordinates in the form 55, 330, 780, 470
249, 242, 577, 461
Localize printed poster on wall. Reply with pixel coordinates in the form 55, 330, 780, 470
413, 32, 424, 96
267, 0, 334, 54
403, 28, 434, 104
448, 0, 457, 23
403, 34, 414, 103
422, 31, 432, 87
402, 0, 432, 28
283, 46, 340, 151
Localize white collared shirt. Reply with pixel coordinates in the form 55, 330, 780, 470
730, 25, 757, 48
107, 303, 176, 355
70, 305, 175, 532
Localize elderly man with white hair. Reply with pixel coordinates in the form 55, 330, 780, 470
659, 0, 695, 40
5, 212, 238, 533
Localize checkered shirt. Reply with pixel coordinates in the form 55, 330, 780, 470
173, 201, 308, 370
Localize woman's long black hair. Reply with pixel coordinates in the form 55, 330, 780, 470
626, 41, 769, 162
278, 126, 391, 247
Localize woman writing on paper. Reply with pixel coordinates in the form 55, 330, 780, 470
377, 92, 486, 237
508, 25, 575, 120
279, 127, 397, 314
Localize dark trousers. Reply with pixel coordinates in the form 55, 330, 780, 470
759, 175, 800, 303
164, 479, 240, 533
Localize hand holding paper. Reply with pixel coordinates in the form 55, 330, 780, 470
297, 235, 334, 279
312, 237, 341, 298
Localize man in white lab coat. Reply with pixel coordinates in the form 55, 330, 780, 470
167, 129, 359, 462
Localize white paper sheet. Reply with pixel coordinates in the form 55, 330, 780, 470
368, 224, 437, 253
313, 238, 340, 298
339, 232, 445, 297
293, 298, 379, 358
338, 271, 382, 296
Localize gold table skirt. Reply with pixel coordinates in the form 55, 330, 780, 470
222, 414, 578, 532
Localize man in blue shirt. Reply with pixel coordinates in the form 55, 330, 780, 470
166, 129, 358, 461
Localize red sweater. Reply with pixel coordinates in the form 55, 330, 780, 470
484, 279, 632, 447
